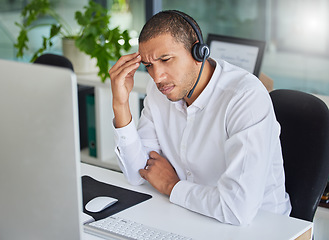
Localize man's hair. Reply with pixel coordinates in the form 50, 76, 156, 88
139, 10, 203, 52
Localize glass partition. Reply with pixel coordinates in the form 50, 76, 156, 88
0, 0, 145, 61
162, 0, 329, 96
2, 0, 329, 96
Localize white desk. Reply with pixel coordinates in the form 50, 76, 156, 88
314, 206, 329, 240
81, 163, 312, 240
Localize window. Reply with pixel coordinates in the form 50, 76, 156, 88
107, 0, 146, 53
0, 0, 145, 60
162, 0, 329, 96
2, 0, 329, 96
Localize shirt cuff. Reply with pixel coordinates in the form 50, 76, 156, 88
113, 118, 139, 147
169, 180, 194, 208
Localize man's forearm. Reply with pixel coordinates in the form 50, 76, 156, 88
113, 102, 132, 128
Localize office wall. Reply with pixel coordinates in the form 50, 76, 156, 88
1, 0, 329, 96
162, 0, 329, 96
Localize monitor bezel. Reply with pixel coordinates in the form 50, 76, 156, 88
206, 33, 266, 77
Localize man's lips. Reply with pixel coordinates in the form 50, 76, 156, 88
159, 85, 174, 95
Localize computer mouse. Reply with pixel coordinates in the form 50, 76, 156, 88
85, 196, 118, 213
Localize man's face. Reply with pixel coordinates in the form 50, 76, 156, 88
139, 34, 199, 102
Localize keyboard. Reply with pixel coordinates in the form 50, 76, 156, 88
84, 215, 192, 240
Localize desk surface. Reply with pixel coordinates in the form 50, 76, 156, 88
81, 163, 312, 240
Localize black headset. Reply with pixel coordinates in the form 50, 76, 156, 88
170, 10, 210, 98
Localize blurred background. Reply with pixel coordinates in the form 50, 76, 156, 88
1, 0, 328, 96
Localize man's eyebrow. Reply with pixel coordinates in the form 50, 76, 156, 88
141, 54, 171, 65
141, 60, 150, 65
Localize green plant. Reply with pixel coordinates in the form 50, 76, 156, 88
14, 0, 131, 82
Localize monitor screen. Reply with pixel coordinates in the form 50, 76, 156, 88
207, 34, 266, 77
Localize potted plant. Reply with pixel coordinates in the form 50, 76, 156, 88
14, 0, 131, 82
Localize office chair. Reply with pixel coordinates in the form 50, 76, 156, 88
270, 89, 329, 222
34, 53, 74, 71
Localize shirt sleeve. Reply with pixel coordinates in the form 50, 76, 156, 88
169, 88, 285, 226
113, 82, 161, 185
113, 119, 147, 185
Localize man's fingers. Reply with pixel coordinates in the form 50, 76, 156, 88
109, 52, 140, 75
139, 169, 147, 180
111, 52, 140, 70
140, 158, 155, 180
109, 55, 141, 80
146, 158, 154, 166
149, 151, 160, 159
119, 61, 140, 78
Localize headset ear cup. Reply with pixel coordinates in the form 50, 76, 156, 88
192, 43, 203, 62
192, 43, 210, 62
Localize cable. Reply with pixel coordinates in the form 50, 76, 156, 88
187, 51, 208, 98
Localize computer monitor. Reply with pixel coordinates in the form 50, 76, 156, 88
207, 34, 266, 77
0, 59, 83, 239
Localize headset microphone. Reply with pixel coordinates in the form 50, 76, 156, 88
170, 10, 210, 98
187, 47, 209, 98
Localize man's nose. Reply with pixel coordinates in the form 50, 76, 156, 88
152, 65, 166, 84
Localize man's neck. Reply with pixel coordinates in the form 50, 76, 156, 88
184, 59, 215, 106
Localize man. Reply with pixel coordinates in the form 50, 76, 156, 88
109, 10, 291, 225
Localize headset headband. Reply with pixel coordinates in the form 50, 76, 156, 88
170, 10, 204, 45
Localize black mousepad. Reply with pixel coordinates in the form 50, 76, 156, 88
82, 175, 152, 221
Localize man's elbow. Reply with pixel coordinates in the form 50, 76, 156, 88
214, 206, 257, 226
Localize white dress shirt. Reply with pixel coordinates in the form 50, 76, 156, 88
113, 59, 291, 225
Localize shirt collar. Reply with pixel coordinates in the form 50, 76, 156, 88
189, 58, 220, 110
171, 58, 221, 113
